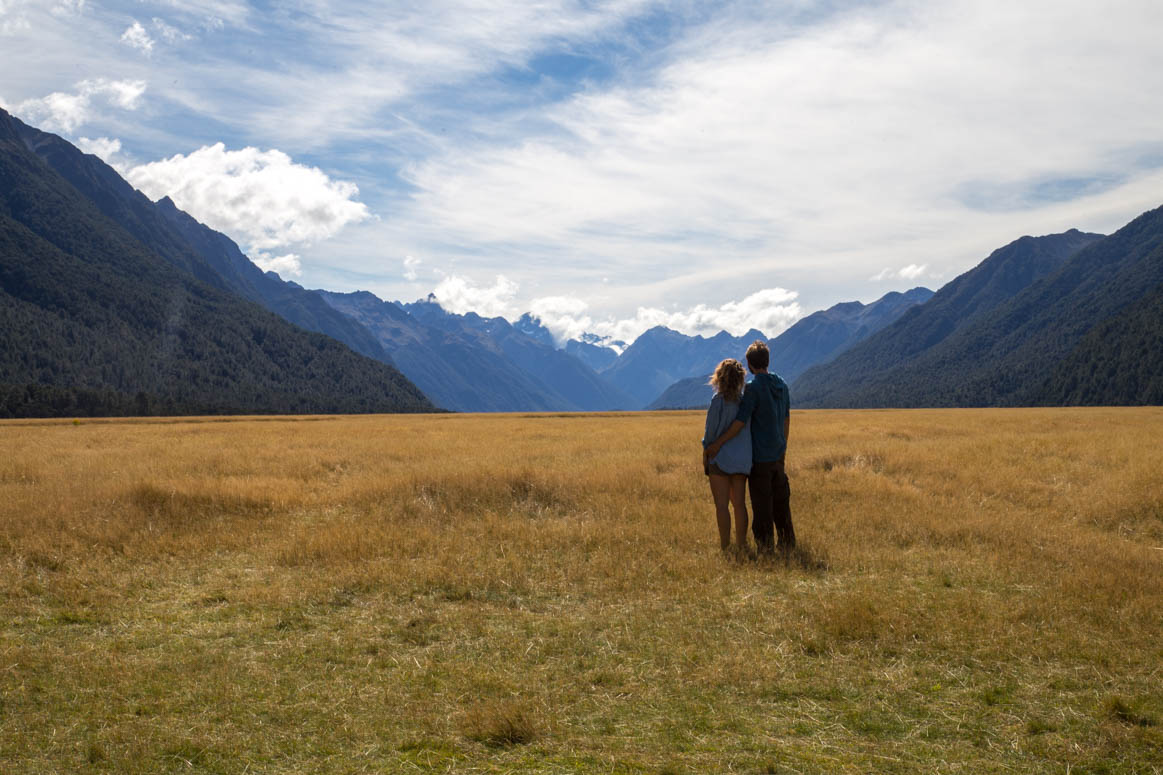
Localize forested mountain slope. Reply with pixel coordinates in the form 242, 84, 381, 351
794, 228, 1103, 406
0, 108, 431, 417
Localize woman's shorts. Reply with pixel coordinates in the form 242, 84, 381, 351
705, 462, 741, 477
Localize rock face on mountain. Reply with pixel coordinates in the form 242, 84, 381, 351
644, 288, 934, 409
319, 291, 566, 411
0, 108, 432, 417
403, 298, 636, 411
601, 326, 768, 408
513, 313, 557, 348
318, 293, 636, 412
792, 218, 1163, 407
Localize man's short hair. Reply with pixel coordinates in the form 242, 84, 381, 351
745, 340, 769, 371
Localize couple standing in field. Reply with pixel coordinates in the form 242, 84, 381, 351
702, 340, 796, 558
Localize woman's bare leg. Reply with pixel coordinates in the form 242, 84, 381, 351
729, 474, 750, 550
707, 473, 732, 549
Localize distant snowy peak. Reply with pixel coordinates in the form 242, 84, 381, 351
511, 311, 628, 355
577, 332, 626, 354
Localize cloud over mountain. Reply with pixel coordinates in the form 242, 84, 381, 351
429, 275, 802, 343
432, 274, 519, 319
125, 144, 371, 270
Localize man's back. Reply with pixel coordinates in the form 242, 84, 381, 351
736, 372, 790, 463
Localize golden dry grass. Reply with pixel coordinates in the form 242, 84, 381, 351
1, 408, 1161, 774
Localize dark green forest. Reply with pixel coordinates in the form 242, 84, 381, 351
1032, 280, 1163, 405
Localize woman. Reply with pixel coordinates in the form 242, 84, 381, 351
702, 358, 752, 555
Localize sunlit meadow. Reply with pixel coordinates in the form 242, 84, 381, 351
1, 409, 1161, 773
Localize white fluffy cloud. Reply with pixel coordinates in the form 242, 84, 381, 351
120, 20, 154, 54
11, 79, 146, 132
527, 296, 594, 343
432, 274, 518, 318
125, 144, 371, 262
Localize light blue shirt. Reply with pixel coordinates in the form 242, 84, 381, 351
702, 393, 752, 474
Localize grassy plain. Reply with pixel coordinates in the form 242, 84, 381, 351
1, 408, 1161, 774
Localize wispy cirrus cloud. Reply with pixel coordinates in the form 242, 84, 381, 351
2, 0, 84, 32
151, 17, 190, 44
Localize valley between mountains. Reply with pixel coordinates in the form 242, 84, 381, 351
3, 107, 1163, 416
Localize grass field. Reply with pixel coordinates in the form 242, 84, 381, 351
1, 408, 1161, 774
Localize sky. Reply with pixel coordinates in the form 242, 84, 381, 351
3, 0, 1163, 345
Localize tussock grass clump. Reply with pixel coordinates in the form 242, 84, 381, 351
1, 408, 1162, 773
1102, 695, 1158, 727
462, 700, 540, 746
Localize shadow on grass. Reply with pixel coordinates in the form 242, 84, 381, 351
726, 542, 829, 573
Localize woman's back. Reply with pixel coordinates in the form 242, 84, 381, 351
703, 393, 752, 474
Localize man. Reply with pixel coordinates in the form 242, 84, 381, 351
704, 340, 795, 554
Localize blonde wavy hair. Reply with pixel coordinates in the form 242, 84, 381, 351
709, 358, 746, 401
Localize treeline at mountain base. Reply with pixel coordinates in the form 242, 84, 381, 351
1, 383, 188, 418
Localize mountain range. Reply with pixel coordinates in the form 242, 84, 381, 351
4, 108, 1161, 415
316, 291, 636, 412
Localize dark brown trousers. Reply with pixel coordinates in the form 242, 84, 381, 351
749, 460, 795, 552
